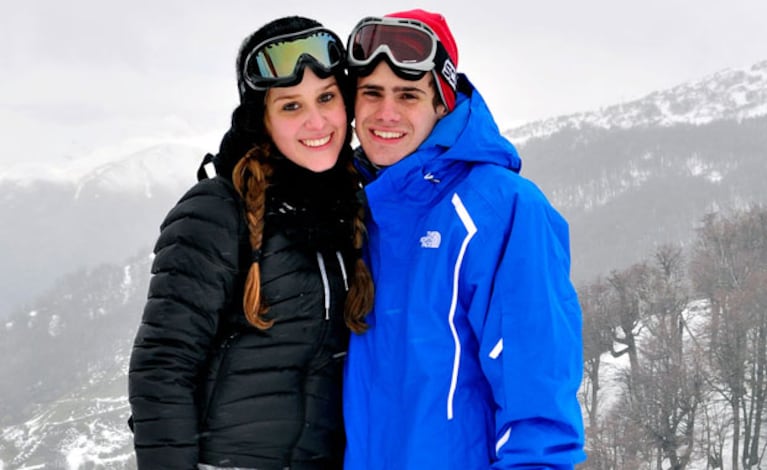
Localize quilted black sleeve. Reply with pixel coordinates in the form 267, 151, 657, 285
128, 178, 242, 469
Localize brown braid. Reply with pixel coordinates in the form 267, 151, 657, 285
344, 159, 375, 333
233, 145, 373, 331
232, 144, 274, 329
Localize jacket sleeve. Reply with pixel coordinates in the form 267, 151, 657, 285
128, 179, 242, 469
467, 186, 586, 469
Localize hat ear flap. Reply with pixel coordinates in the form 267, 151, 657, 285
235, 99, 266, 134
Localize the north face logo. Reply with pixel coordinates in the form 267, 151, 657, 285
420, 231, 442, 248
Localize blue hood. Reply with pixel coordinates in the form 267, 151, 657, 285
356, 74, 522, 204
357, 74, 521, 209
419, 73, 521, 174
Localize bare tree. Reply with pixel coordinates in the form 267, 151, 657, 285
690, 206, 767, 469
621, 245, 703, 470
581, 278, 615, 431
697, 397, 730, 470
578, 207, 767, 469
607, 263, 651, 374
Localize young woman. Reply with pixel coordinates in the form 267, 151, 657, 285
128, 16, 373, 470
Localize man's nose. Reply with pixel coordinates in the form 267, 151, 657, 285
377, 96, 400, 122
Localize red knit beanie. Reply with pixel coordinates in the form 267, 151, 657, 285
386, 9, 459, 111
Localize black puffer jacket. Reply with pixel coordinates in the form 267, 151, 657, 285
129, 156, 357, 469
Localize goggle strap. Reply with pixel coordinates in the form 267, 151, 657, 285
433, 43, 457, 92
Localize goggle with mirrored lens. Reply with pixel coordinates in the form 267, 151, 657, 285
242, 27, 345, 91
347, 16, 452, 80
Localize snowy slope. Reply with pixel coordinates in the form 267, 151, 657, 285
506, 60, 767, 144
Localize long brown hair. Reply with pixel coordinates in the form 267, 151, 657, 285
232, 144, 373, 333
343, 158, 374, 333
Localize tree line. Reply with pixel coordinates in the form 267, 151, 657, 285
578, 205, 767, 470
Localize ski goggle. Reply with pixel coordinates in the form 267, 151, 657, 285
242, 27, 345, 91
347, 16, 452, 79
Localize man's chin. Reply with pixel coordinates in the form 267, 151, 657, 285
363, 145, 409, 167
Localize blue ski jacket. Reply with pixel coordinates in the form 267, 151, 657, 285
344, 75, 586, 469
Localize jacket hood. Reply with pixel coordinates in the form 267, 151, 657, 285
420, 73, 521, 175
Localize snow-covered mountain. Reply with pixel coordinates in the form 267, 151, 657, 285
509, 59, 767, 283
520, 114, 767, 283
72, 143, 204, 200
0, 142, 204, 318
506, 59, 767, 144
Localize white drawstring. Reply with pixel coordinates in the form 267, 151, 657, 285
316, 252, 331, 320
335, 251, 349, 291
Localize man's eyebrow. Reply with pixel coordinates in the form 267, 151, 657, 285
357, 83, 427, 94
393, 85, 427, 94
357, 84, 383, 91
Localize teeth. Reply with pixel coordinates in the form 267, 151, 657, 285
303, 135, 331, 147
373, 130, 404, 139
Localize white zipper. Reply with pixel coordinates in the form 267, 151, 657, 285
447, 193, 478, 420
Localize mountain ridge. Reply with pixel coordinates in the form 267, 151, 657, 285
505, 59, 767, 144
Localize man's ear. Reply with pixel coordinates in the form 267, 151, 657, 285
436, 103, 448, 118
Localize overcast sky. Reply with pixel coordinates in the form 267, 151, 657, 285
2, 0, 766, 174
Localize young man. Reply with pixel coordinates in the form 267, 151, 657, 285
343, 9, 587, 469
